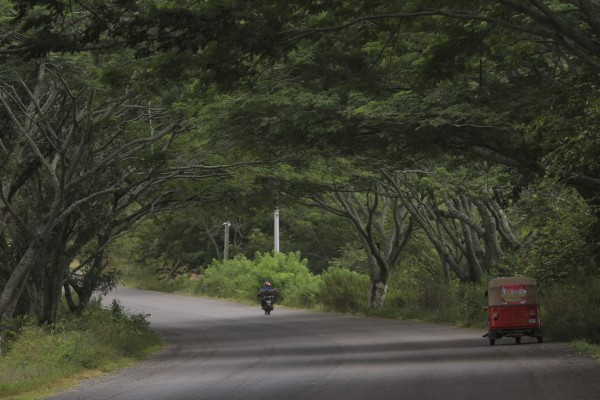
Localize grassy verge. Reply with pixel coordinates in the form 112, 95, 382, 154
0, 300, 162, 400
572, 340, 600, 360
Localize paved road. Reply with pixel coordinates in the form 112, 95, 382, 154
48, 287, 600, 400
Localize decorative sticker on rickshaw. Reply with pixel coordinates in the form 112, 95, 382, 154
500, 285, 527, 305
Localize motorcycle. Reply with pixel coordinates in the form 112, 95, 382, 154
257, 290, 276, 315
261, 295, 274, 315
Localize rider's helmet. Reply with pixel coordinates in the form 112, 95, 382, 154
264, 281, 271, 287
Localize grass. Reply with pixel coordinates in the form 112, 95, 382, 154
572, 340, 600, 360
0, 300, 163, 400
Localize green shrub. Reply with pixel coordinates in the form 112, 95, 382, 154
199, 252, 321, 307
279, 269, 321, 308
381, 270, 487, 327
447, 281, 488, 327
0, 300, 161, 398
121, 262, 173, 292
201, 255, 255, 299
172, 273, 204, 295
316, 266, 370, 313
541, 278, 600, 343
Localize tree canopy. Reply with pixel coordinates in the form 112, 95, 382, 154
2, 0, 600, 321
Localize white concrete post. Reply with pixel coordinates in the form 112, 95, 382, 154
274, 209, 280, 253
223, 221, 231, 260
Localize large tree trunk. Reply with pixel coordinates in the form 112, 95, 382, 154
203, 218, 222, 261
0, 239, 44, 320
362, 244, 391, 309
369, 280, 388, 309
63, 282, 79, 313
572, 183, 600, 262
475, 199, 504, 270
67, 241, 108, 311
40, 225, 70, 324
457, 198, 483, 282
41, 273, 62, 324
382, 169, 514, 283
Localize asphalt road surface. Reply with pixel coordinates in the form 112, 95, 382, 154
48, 287, 600, 400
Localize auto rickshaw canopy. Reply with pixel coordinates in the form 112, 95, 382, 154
487, 277, 538, 306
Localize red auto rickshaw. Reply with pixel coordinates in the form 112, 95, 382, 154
485, 277, 543, 346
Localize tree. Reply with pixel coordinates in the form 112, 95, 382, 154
521, 187, 599, 285
308, 179, 413, 308
190, 0, 600, 265
273, 0, 600, 254
4, 0, 600, 314
8, 1, 599, 216
0, 59, 232, 322
380, 164, 520, 283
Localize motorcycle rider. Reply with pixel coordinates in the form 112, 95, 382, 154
261, 281, 273, 292
258, 281, 274, 309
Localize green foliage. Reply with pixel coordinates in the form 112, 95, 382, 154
3, 0, 600, 349
146, 252, 369, 312
503, 184, 598, 286
0, 300, 161, 398
316, 267, 370, 313
201, 252, 321, 308
572, 340, 600, 360
383, 269, 488, 327
201, 255, 256, 299
542, 278, 600, 343
128, 213, 212, 276
330, 243, 371, 275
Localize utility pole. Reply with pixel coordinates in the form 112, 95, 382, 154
223, 221, 231, 261
274, 208, 280, 253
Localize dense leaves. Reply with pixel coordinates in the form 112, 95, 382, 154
1, 1, 600, 344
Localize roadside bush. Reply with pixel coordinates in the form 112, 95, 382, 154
316, 266, 370, 313
0, 299, 161, 398
447, 281, 488, 327
199, 252, 321, 308
201, 255, 255, 299
541, 277, 600, 343
382, 270, 487, 327
121, 262, 173, 292
171, 273, 204, 295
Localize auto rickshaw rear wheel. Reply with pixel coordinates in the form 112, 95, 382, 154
515, 337, 521, 344
489, 339, 495, 346
537, 336, 543, 343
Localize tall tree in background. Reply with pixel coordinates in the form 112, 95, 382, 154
309, 181, 413, 307
380, 165, 520, 283
190, 0, 600, 262
5, 0, 599, 216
